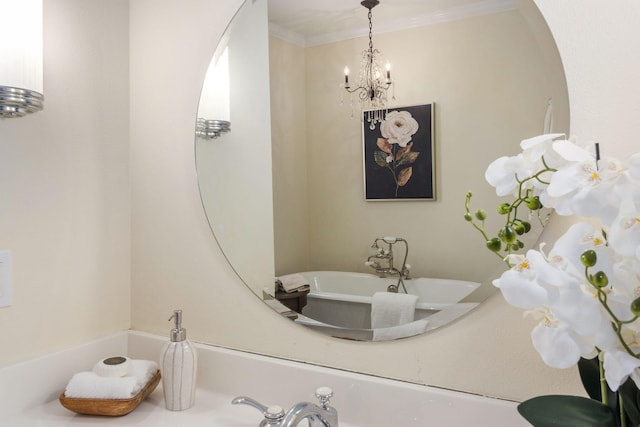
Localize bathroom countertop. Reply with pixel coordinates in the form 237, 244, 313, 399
0, 331, 526, 426
10, 387, 261, 427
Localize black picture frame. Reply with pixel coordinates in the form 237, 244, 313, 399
363, 103, 435, 200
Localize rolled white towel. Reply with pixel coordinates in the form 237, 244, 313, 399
129, 359, 159, 392
276, 273, 310, 293
372, 318, 429, 341
64, 359, 159, 399
64, 372, 138, 399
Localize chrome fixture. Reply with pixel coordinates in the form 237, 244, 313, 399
0, 0, 44, 118
196, 45, 231, 139
232, 386, 338, 427
365, 236, 410, 293
342, 0, 394, 130
195, 118, 231, 139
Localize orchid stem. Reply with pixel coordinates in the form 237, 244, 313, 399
599, 354, 608, 406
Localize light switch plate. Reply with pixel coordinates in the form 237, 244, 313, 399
0, 250, 12, 307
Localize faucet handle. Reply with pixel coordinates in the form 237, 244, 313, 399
315, 386, 333, 409
231, 396, 285, 425
264, 405, 286, 423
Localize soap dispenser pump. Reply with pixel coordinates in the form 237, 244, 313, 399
160, 309, 198, 411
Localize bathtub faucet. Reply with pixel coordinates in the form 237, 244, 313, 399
232, 386, 338, 427
365, 237, 410, 293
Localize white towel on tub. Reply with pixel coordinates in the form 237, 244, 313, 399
371, 291, 418, 329
372, 318, 429, 341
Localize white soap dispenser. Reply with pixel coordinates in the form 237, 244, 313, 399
160, 309, 198, 411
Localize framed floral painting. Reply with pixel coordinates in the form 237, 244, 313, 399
362, 103, 435, 200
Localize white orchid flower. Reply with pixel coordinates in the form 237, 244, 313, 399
607, 257, 640, 323
485, 154, 528, 197
603, 350, 640, 391
609, 198, 640, 258
493, 252, 548, 309
477, 134, 640, 387
545, 143, 625, 223
520, 133, 567, 169
530, 311, 595, 369
550, 222, 612, 279
486, 134, 565, 199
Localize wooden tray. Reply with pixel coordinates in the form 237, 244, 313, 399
59, 370, 161, 416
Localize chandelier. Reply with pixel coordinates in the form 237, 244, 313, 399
343, 0, 393, 130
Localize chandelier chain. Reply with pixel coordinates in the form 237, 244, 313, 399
368, 10, 373, 54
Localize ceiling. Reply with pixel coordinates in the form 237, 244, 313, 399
267, 0, 516, 47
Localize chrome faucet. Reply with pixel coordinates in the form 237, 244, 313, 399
280, 387, 338, 427
365, 236, 410, 293
232, 387, 338, 427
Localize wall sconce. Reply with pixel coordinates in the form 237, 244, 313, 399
196, 46, 231, 139
0, 0, 44, 118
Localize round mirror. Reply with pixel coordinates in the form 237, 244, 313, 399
195, 0, 569, 341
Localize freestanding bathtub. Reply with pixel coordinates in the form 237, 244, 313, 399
293, 271, 480, 339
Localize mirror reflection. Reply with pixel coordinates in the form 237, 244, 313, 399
195, 0, 569, 341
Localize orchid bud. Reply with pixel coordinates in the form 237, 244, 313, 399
498, 203, 511, 215
486, 238, 501, 252
632, 297, 640, 316
580, 250, 597, 267
514, 223, 525, 235
525, 196, 542, 210
464, 213, 473, 222
499, 226, 517, 244
592, 271, 608, 288
475, 209, 487, 221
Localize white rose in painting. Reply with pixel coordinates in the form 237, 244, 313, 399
380, 110, 419, 147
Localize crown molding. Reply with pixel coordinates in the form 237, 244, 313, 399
269, 0, 516, 47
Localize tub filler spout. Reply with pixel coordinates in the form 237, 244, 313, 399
366, 237, 410, 293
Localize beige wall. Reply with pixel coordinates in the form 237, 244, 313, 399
270, 10, 569, 287
2, 0, 639, 405
0, 0, 130, 366
270, 37, 310, 276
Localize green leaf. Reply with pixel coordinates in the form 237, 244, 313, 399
396, 151, 419, 167
619, 378, 640, 426
374, 151, 388, 167
518, 395, 616, 427
578, 356, 605, 401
